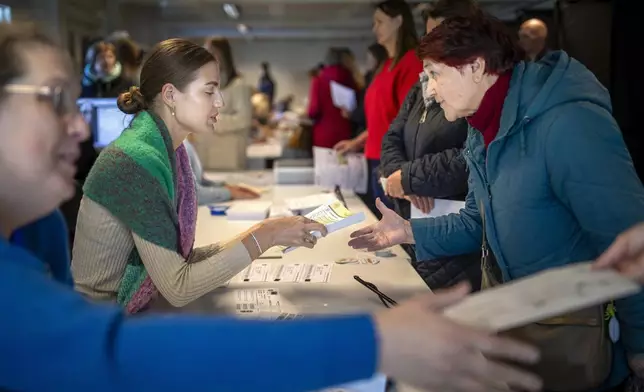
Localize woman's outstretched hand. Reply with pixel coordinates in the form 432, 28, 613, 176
348, 198, 413, 251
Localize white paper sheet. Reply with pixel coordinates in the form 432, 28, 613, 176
238, 263, 271, 282
271, 263, 304, 282
330, 81, 357, 112
226, 201, 272, 221
297, 263, 333, 283
410, 199, 465, 219
313, 147, 367, 194
269, 205, 296, 218
444, 262, 641, 332
234, 288, 282, 315
285, 193, 338, 214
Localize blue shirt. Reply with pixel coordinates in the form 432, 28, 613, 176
1, 211, 377, 391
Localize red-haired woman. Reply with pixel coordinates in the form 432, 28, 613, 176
349, 11, 644, 392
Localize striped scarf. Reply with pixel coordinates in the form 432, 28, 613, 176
83, 111, 197, 313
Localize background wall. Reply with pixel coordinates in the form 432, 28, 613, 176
230, 38, 372, 109
2, 0, 109, 72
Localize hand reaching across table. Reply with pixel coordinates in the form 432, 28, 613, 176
348, 198, 414, 251
225, 185, 261, 200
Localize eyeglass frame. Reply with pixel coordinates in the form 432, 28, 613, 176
3, 84, 78, 116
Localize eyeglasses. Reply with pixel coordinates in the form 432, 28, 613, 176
4, 84, 78, 116
354, 275, 398, 308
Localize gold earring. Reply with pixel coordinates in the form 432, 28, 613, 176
171, 107, 176, 117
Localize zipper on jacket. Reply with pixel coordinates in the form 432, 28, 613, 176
419, 108, 427, 123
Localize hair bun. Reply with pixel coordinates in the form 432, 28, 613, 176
117, 86, 147, 114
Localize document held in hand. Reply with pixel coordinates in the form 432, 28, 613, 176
443, 262, 640, 332
329, 80, 357, 112
282, 200, 365, 253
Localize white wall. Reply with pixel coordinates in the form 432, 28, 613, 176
230, 38, 372, 110
121, 8, 374, 108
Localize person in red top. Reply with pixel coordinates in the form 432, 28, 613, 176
307, 48, 357, 148
334, 0, 422, 209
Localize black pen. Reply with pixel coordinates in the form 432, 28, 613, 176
354, 275, 398, 306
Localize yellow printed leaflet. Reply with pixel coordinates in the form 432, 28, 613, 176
306, 200, 353, 225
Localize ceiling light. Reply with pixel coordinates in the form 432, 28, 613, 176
237, 23, 248, 34
223, 4, 240, 19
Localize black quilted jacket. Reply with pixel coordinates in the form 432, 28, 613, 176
380, 81, 469, 203
380, 82, 480, 291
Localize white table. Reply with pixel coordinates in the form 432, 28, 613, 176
164, 173, 429, 391
174, 179, 430, 317
167, 171, 429, 314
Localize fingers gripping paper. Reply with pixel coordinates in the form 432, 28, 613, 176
283, 200, 365, 253
443, 262, 640, 332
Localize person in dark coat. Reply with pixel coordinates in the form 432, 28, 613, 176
258, 61, 275, 107
380, 77, 481, 291
81, 41, 132, 98
379, 0, 481, 291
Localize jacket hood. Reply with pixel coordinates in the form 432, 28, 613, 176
82, 62, 122, 86
500, 51, 612, 137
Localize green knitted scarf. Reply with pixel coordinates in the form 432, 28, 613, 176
83, 111, 197, 313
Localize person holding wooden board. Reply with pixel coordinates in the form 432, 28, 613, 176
349, 10, 644, 392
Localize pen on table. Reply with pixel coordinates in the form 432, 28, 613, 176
354, 275, 398, 306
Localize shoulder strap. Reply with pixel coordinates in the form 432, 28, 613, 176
480, 201, 490, 265
479, 200, 504, 286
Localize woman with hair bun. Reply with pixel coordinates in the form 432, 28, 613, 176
72, 38, 330, 312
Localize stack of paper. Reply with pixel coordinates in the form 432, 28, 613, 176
274, 159, 315, 185
283, 200, 365, 253
269, 205, 295, 218
443, 262, 640, 332
285, 193, 338, 215
313, 147, 367, 194
226, 201, 272, 221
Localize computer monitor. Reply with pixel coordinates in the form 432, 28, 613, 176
77, 98, 133, 148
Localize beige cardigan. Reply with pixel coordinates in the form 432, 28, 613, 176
71, 197, 252, 307
193, 77, 253, 170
